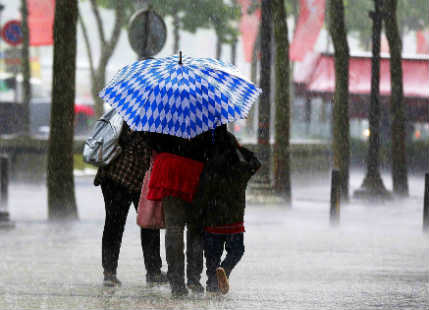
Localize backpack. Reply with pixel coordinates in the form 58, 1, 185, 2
82, 109, 124, 167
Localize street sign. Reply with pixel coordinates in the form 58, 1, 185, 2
2, 48, 22, 73
128, 9, 167, 58
1, 20, 23, 46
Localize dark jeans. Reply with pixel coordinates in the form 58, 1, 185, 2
204, 232, 245, 289
101, 179, 162, 276
162, 196, 203, 288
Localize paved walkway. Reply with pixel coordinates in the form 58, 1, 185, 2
0, 172, 428, 309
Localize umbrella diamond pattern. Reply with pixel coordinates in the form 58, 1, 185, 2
99, 55, 261, 139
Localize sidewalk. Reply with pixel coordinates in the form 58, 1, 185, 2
0, 172, 428, 310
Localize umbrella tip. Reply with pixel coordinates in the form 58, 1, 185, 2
179, 51, 183, 65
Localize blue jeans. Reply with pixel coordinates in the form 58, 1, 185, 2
203, 232, 245, 289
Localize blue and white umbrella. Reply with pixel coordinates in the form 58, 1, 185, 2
99, 53, 261, 139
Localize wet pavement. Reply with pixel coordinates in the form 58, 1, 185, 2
0, 171, 428, 309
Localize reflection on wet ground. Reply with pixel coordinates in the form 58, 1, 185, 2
0, 172, 428, 309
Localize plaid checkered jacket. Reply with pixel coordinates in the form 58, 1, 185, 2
94, 126, 151, 193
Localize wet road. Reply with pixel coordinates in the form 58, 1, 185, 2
0, 172, 428, 309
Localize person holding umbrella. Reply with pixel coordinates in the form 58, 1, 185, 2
142, 131, 211, 296
99, 52, 261, 296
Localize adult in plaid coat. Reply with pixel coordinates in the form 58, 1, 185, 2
94, 123, 167, 287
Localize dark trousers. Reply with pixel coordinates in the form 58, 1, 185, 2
101, 179, 162, 275
203, 232, 245, 289
162, 196, 203, 288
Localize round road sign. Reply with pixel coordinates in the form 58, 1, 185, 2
128, 9, 167, 58
1, 20, 23, 46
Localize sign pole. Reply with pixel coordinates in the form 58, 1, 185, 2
0, 4, 4, 72
0, 154, 14, 229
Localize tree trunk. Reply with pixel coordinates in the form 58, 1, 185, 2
255, 0, 272, 188
304, 97, 311, 134
47, 0, 79, 220
20, 0, 31, 135
92, 67, 107, 118
173, 12, 180, 54
230, 40, 237, 65
216, 32, 222, 59
360, 0, 389, 197
291, 0, 299, 22
328, 0, 350, 201
250, 30, 259, 84
272, 0, 291, 203
78, 12, 95, 85
81, 0, 125, 118
383, 0, 408, 196
246, 27, 260, 135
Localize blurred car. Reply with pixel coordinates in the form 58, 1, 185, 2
0, 73, 96, 136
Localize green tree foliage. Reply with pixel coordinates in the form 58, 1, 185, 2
203, 0, 240, 58
79, 0, 125, 118
248, 0, 299, 20
284, 0, 299, 21
154, 0, 241, 57
89, 0, 242, 53
80, 0, 241, 114
145, 0, 186, 53
344, 0, 429, 49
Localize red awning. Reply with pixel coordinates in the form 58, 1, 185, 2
27, 0, 55, 46
294, 53, 429, 100
289, 0, 325, 61
238, 0, 260, 63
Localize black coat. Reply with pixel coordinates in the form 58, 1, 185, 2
141, 131, 212, 162
94, 124, 151, 193
193, 131, 261, 227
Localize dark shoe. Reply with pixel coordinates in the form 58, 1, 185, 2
206, 285, 220, 293
216, 267, 229, 294
187, 281, 204, 293
103, 272, 121, 287
146, 271, 168, 285
171, 284, 189, 298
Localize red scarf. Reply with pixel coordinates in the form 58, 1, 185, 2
147, 153, 204, 203
204, 222, 245, 234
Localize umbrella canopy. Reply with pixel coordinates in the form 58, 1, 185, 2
99, 54, 261, 139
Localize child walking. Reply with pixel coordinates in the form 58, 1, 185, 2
195, 127, 261, 294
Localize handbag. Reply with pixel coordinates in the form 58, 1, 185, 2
137, 151, 165, 229
82, 109, 124, 167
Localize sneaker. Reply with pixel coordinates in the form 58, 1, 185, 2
103, 272, 122, 287
171, 284, 189, 298
216, 267, 229, 294
187, 281, 204, 293
146, 271, 168, 285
